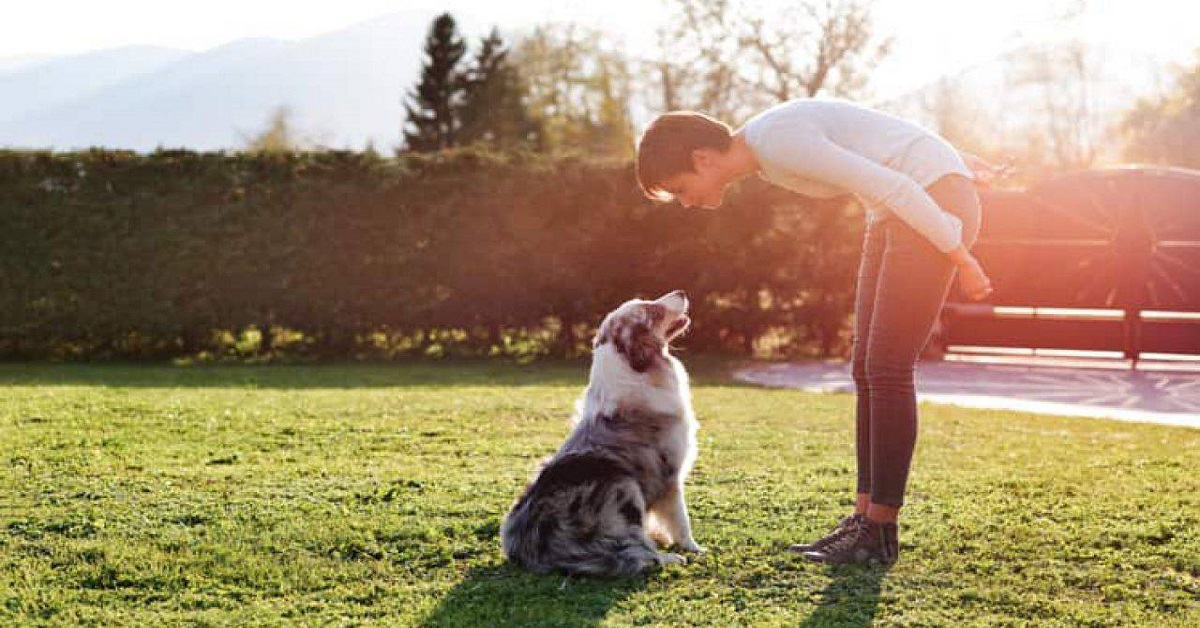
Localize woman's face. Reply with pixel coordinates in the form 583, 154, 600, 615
659, 149, 727, 209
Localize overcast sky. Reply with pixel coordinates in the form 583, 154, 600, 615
4, 0, 1197, 99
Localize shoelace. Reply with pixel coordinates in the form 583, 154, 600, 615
822, 518, 867, 554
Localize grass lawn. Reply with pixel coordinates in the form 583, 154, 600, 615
1, 360, 1197, 627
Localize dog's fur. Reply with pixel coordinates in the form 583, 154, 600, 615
500, 290, 703, 576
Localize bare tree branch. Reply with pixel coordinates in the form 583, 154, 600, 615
654, 0, 891, 122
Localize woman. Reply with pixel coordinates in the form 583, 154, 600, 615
634, 98, 999, 565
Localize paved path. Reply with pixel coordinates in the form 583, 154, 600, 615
733, 358, 1200, 429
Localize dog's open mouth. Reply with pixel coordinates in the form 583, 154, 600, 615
666, 315, 690, 339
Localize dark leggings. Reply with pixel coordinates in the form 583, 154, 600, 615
851, 174, 982, 507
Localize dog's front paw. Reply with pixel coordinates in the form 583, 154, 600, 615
678, 540, 706, 554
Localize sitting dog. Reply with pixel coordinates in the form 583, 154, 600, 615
501, 290, 703, 576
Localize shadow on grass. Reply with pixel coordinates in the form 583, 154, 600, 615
0, 361, 588, 389
0, 356, 748, 390
799, 564, 890, 628
420, 563, 646, 628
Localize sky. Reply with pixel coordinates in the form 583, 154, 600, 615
3, 0, 1197, 99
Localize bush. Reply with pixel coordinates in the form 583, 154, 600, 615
0, 148, 862, 360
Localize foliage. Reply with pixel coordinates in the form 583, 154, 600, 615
0, 362, 1196, 626
403, 13, 469, 152
0, 148, 862, 361
1121, 54, 1200, 169
654, 0, 892, 123
457, 28, 543, 151
403, 17, 542, 154
1004, 39, 1106, 170
241, 106, 309, 154
510, 23, 637, 159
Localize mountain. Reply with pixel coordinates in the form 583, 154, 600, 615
0, 46, 190, 123
0, 10, 483, 152
0, 54, 57, 73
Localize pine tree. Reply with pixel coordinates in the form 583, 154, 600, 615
402, 13, 468, 152
458, 28, 542, 150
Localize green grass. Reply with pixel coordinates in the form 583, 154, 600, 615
1, 361, 1197, 627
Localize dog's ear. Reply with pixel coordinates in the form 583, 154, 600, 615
593, 327, 609, 349
615, 322, 662, 373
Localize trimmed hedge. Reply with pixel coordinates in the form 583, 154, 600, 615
0, 148, 862, 360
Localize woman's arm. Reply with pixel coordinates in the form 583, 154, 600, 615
764, 130, 964, 253
762, 127, 996, 299
754, 122, 996, 299
958, 150, 1014, 187
802, 137, 994, 300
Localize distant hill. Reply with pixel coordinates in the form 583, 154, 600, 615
2, 11, 1179, 156
0, 10, 489, 152
0, 54, 57, 73
0, 46, 190, 124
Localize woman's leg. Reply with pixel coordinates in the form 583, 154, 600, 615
787, 216, 892, 554
851, 218, 887, 512
787, 217, 885, 555
866, 175, 982, 511
805, 175, 982, 564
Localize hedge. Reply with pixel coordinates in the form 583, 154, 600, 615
0, 148, 863, 360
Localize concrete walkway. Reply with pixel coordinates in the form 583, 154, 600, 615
733, 356, 1200, 429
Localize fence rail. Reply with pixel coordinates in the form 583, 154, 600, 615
939, 167, 1200, 362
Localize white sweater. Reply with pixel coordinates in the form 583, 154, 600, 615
739, 98, 974, 252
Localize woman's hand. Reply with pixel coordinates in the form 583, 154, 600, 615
948, 246, 994, 301
958, 151, 1015, 188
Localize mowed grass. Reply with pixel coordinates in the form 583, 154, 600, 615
1, 361, 1197, 627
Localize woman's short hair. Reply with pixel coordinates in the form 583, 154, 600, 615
636, 111, 732, 202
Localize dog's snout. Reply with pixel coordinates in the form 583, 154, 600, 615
670, 290, 687, 300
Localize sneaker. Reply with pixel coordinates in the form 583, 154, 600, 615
802, 517, 898, 565
786, 513, 864, 554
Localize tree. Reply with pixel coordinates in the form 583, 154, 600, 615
457, 28, 542, 150
591, 64, 635, 158
1121, 54, 1200, 168
1006, 39, 1105, 170
511, 23, 637, 158
241, 106, 305, 153
653, 0, 891, 123
917, 77, 990, 156
403, 13, 468, 152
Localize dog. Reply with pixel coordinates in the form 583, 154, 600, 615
500, 290, 703, 576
